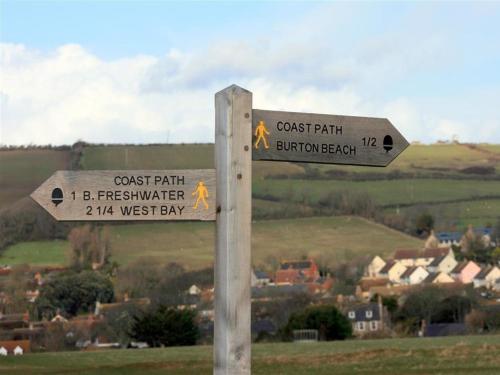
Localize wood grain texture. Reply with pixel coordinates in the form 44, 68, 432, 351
252, 109, 409, 166
30, 170, 216, 221
214, 85, 252, 375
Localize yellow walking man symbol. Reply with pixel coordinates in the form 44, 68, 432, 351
192, 181, 209, 210
254, 120, 270, 150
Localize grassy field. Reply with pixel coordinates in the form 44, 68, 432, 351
0, 149, 71, 209
0, 216, 422, 269
80, 143, 500, 176
1, 335, 499, 374
313, 143, 500, 176
254, 178, 500, 207
80, 144, 304, 179
386, 198, 500, 230
0, 240, 68, 266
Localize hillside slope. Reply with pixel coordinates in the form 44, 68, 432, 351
0, 216, 423, 269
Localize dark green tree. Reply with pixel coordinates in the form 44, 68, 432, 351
35, 270, 114, 319
415, 213, 434, 236
130, 306, 199, 347
283, 305, 352, 341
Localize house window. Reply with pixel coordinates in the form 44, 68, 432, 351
370, 321, 378, 331
365, 310, 373, 318
348, 311, 355, 319
356, 322, 365, 331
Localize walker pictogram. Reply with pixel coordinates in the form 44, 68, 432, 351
254, 120, 270, 149
192, 180, 209, 210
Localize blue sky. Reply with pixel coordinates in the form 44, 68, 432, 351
1, 1, 500, 145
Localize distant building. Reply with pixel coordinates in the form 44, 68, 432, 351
450, 261, 481, 284
427, 253, 457, 274
400, 266, 429, 286
473, 266, 500, 289
275, 259, 319, 285
424, 272, 455, 284
436, 232, 462, 247
0, 340, 30, 356
424, 323, 466, 337
378, 260, 407, 284
251, 270, 271, 287
393, 247, 452, 268
188, 285, 201, 295
355, 278, 391, 302
365, 256, 386, 278
346, 302, 387, 337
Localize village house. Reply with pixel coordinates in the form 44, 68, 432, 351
346, 301, 387, 337
437, 231, 462, 247
378, 260, 407, 284
450, 260, 481, 284
400, 266, 429, 286
473, 266, 500, 289
251, 270, 271, 287
393, 247, 453, 268
365, 256, 386, 278
188, 285, 201, 295
424, 272, 455, 284
275, 259, 320, 285
0, 340, 30, 356
427, 253, 458, 274
355, 278, 391, 302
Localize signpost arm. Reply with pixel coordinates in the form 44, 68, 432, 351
214, 85, 252, 375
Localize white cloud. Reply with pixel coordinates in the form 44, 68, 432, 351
1, 39, 499, 145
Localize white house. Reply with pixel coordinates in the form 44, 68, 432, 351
365, 256, 386, 278
473, 266, 500, 289
378, 261, 407, 284
427, 253, 458, 274
251, 270, 271, 287
425, 272, 455, 284
401, 266, 429, 285
0, 347, 7, 356
13, 346, 23, 355
188, 285, 201, 295
393, 247, 452, 268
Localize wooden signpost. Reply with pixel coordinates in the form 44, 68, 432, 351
31, 170, 216, 221
31, 84, 409, 375
252, 109, 409, 166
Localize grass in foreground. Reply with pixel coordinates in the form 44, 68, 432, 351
0, 216, 422, 269
1, 335, 499, 375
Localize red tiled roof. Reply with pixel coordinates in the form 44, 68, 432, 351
422, 248, 450, 258
358, 278, 390, 292
394, 249, 420, 259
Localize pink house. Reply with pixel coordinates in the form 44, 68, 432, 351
450, 261, 481, 284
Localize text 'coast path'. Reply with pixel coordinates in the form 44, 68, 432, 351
252, 109, 409, 166
31, 170, 216, 221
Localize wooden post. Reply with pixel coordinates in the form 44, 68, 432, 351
214, 85, 252, 375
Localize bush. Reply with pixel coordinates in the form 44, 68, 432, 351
35, 270, 114, 319
131, 306, 199, 347
282, 305, 352, 341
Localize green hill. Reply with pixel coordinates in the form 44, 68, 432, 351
0, 143, 499, 267
0, 149, 71, 208
0, 216, 422, 269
